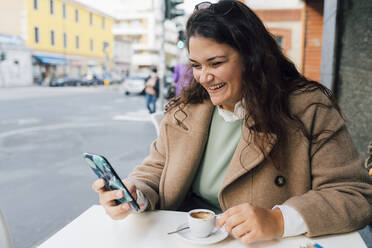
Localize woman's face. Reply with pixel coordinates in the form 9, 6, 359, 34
189, 36, 243, 112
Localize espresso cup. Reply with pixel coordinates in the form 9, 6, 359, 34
188, 209, 216, 238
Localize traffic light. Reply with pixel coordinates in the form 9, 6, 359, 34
165, 0, 185, 20
177, 30, 185, 49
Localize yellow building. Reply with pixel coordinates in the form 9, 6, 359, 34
0, 0, 115, 82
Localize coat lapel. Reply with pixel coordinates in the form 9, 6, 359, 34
161, 100, 214, 208
220, 124, 277, 196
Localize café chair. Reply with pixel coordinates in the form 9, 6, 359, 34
0, 209, 13, 248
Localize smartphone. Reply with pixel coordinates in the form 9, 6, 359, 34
83, 152, 140, 212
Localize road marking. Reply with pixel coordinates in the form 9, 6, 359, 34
0, 122, 122, 139
0, 118, 40, 125
113, 109, 151, 122
0, 110, 151, 140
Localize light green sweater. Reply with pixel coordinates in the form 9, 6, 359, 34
192, 107, 243, 212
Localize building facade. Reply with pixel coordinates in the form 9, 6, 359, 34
112, 0, 179, 74
79, 0, 179, 75
0, 34, 33, 87
113, 37, 132, 77
245, 0, 304, 72
0, 0, 115, 85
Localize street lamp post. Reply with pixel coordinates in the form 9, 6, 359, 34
159, 0, 185, 111
159, 22, 166, 111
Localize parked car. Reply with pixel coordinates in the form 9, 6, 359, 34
122, 76, 147, 95
76, 75, 104, 86
49, 77, 78, 87
77, 77, 90, 86
49, 77, 64, 87
90, 75, 104, 86
102, 72, 122, 85
64, 77, 79, 86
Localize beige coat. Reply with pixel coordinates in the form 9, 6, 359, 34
129, 89, 372, 237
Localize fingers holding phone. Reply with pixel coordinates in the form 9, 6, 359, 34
84, 153, 141, 217
92, 178, 106, 193
92, 178, 139, 219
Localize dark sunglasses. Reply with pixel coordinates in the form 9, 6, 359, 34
194, 1, 236, 16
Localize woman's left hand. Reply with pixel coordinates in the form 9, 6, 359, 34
216, 203, 284, 245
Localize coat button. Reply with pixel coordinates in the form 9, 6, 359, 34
275, 175, 286, 187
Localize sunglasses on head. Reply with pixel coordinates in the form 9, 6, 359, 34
194, 1, 237, 16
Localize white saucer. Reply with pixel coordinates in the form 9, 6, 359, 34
176, 223, 229, 245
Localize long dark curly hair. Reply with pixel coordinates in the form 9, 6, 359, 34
167, 0, 342, 164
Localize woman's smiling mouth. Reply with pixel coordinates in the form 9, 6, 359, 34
208, 82, 226, 92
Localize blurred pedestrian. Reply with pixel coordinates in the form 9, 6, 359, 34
145, 67, 159, 114
173, 52, 193, 96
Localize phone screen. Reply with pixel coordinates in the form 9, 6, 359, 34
83, 153, 140, 212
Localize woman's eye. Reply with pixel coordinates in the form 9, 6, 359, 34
212, 62, 222, 66
190, 64, 200, 68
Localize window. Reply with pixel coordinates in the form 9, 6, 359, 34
34, 27, 39, 43
50, 0, 54, 15
75, 35, 79, 49
102, 41, 109, 53
132, 36, 139, 43
75, 9, 79, 23
90, 13, 93, 26
90, 38, 94, 51
63, 33, 67, 48
62, 3, 66, 19
102, 17, 105, 29
50, 30, 55, 46
34, 0, 38, 10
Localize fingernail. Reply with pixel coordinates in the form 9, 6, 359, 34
122, 204, 129, 210
116, 191, 123, 197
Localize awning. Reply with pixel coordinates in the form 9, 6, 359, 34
33, 55, 69, 65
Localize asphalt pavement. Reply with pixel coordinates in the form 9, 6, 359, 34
0, 85, 157, 248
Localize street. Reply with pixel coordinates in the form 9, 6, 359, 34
0, 85, 157, 248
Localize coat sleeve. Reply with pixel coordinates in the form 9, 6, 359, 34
284, 92, 372, 237
127, 113, 168, 210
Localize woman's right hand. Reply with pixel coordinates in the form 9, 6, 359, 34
92, 178, 140, 220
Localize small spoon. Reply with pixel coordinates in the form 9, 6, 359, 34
167, 226, 190, 235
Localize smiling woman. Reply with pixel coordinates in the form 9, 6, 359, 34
91, 0, 372, 246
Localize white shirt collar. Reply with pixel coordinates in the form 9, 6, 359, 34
216, 101, 246, 122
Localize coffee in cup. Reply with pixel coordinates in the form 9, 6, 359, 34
190, 211, 214, 220
188, 209, 216, 238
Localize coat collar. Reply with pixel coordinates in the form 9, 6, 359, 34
163, 99, 277, 208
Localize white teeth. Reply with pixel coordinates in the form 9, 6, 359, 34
209, 83, 225, 90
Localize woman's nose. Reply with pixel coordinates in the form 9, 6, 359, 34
198, 68, 213, 84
